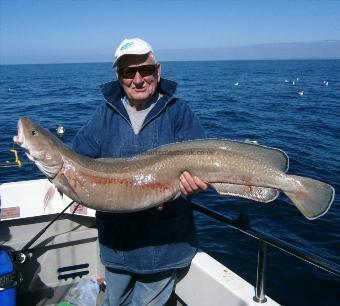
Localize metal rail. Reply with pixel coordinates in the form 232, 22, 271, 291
192, 202, 340, 303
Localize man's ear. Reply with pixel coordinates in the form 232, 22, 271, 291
156, 63, 161, 82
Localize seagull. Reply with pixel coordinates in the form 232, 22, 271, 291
234, 82, 239, 86
298, 91, 304, 96
244, 139, 258, 144
56, 125, 66, 137
292, 81, 295, 85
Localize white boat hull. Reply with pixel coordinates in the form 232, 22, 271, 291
0, 179, 280, 305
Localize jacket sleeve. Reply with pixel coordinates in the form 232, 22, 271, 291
72, 106, 103, 158
173, 100, 206, 142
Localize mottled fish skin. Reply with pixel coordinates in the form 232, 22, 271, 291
14, 117, 334, 219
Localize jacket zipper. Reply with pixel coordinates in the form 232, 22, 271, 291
140, 98, 175, 131
106, 101, 133, 129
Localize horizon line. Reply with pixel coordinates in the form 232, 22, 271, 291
2, 40, 339, 65
1, 57, 340, 66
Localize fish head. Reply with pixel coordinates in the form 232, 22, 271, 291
13, 117, 63, 178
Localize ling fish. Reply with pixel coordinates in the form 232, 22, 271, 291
13, 117, 334, 220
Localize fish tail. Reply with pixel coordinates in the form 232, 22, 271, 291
284, 175, 334, 220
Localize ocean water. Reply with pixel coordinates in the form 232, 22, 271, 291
0, 60, 339, 305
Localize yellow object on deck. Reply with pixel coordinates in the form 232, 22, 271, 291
10, 149, 22, 167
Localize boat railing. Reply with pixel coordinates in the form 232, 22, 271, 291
192, 202, 340, 303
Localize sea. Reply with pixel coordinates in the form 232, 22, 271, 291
0, 60, 339, 305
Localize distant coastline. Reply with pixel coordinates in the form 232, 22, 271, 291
1, 40, 339, 65
1, 58, 340, 67
157, 40, 340, 62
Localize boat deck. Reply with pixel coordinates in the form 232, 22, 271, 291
1, 179, 281, 305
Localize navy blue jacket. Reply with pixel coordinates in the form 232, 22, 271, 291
72, 78, 205, 273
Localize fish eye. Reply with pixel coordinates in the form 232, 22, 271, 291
31, 130, 38, 136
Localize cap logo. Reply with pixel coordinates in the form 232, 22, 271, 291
120, 42, 134, 51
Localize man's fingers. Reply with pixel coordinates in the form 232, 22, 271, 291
192, 176, 208, 190
180, 181, 188, 195
182, 171, 198, 191
180, 172, 193, 194
180, 171, 208, 195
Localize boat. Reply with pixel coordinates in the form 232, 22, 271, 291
1, 178, 339, 306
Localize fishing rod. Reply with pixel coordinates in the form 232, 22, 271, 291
14, 199, 81, 264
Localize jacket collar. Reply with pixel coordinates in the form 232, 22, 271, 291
100, 78, 177, 127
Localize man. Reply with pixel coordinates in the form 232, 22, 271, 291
73, 38, 207, 305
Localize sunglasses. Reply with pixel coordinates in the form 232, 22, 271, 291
118, 64, 157, 79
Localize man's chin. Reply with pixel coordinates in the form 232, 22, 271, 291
131, 93, 151, 102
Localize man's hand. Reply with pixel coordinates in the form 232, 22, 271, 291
158, 171, 207, 210
180, 171, 208, 195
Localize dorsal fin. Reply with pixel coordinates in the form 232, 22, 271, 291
144, 139, 289, 172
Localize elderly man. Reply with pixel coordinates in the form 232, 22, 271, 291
73, 38, 207, 305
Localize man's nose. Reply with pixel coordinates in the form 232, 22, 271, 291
132, 71, 143, 84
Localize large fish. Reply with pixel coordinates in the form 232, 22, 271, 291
13, 117, 334, 219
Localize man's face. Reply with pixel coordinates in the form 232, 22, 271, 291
117, 53, 161, 107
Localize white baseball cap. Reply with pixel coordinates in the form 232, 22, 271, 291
113, 38, 154, 67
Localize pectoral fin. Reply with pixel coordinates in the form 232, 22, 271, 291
43, 185, 56, 211
51, 173, 82, 204
211, 183, 279, 203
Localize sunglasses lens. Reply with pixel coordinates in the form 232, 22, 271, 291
119, 65, 156, 79
121, 67, 136, 78
139, 65, 156, 77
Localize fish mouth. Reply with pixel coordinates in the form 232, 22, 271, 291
13, 119, 24, 146
13, 119, 33, 160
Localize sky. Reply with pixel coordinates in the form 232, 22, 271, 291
1, 0, 340, 64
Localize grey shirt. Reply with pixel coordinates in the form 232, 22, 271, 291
122, 93, 162, 134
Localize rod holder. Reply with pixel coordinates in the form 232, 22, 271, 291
253, 240, 267, 303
